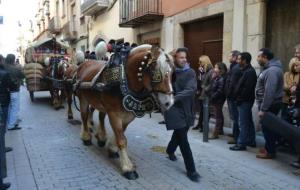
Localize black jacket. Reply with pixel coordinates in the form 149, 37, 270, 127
234, 65, 257, 103
0, 65, 13, 106
164, 68, 197, 130
210, 75, 226, 104
225, 62, 242, 100
4, 64, 24, 92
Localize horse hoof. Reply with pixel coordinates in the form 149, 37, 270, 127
68, 115, 73, 120
123, 171, 139, 180
82, 139, 92, 146
108, 151, 119, 159
97, 140, 106, 147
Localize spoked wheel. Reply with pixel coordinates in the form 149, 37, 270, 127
29, 91, 34, 102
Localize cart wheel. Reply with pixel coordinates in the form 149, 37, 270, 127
29, 91, 34, 102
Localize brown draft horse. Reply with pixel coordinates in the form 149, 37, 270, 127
65, 45, 174, 180
47, 58, 70, 109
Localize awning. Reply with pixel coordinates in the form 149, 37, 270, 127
31, 37, 70, 48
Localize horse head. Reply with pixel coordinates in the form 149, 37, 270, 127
126, 45, 175, 112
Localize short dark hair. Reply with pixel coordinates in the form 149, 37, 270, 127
231, 50, 240, 57
215, 62, 228, 76
240, 52, 252, 64
176, 47, 188, 55
5, 54, 15, 65
259, 48, 274, 60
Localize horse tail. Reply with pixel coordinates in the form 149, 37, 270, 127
73, 94, 80, 112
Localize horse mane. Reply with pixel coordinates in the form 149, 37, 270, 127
129, 44, 152, 55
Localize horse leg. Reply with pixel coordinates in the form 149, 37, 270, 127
59, 90, 64, 109
107, 112, 138, 180
79, 96, 92, 146
88, 106, 95, 126
95, 111, 107, 147
65, 88, 73, 119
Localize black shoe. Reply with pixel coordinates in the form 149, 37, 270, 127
167, 153, 177, 161
0, 182, 11, 190
291, 161, 300, 169
158, 121, 166, 125
8, 126, 22, 131
192, 126, 200, 130
229, 145, 246, 151
199, 128, 203, 133
5, 147, 12, 153
187, 171, 200, 182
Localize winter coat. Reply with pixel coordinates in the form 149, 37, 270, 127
234, 64, 257, 104
255, 59, 284, 111
199, 69, 213, 100
210, 75, 226, 105
0, 65, 13, 106
164, 66, 197, 130
225, 62, 242, 100
4, 64, 24, 92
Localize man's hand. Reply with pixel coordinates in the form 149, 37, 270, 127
258, 111, 265, 118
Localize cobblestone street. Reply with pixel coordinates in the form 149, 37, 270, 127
3, 88, 300, 190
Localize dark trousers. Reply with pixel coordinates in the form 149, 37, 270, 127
261, 103, 282, 154
237, 101, 256, 146
212, 102, 225, 133
196, 100, 203, 128
227, 100, 240, 141
166, 127, 196, 173
0, 105, 8, 185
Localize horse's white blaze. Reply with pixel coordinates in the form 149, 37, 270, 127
157, 93, 174, 112
156, 51, 175, 111
119, 148, 134, 172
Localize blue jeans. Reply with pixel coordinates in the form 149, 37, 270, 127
7, 91, 20, 129
227, 100, 239, 141
237, 101, 256, 146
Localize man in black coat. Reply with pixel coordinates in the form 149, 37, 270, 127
0, 54, 12, 190
225, 50, 242, 144
230, 52, 257, 151
164, 48, 200, 182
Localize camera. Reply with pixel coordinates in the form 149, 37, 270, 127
288, 107, 300, 127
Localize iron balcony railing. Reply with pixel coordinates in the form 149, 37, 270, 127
63, 21, 78, 41
119, 0, 163, 27
48, 16, 61, 34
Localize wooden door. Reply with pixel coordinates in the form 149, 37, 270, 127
184, 15, 224, 70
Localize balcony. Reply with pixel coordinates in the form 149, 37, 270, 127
119, 0, 164, 27
48, 16, 61, 34
79, 23, 88, 37
81, 0, 109, 16
62, 21, 78, 41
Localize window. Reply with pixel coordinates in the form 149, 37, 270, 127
61, 0, 66, 18
80, 17, 85, 25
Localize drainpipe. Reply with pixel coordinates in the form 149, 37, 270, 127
87, 17, 90, 50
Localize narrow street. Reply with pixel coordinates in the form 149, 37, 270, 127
3, 88, 300, 190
